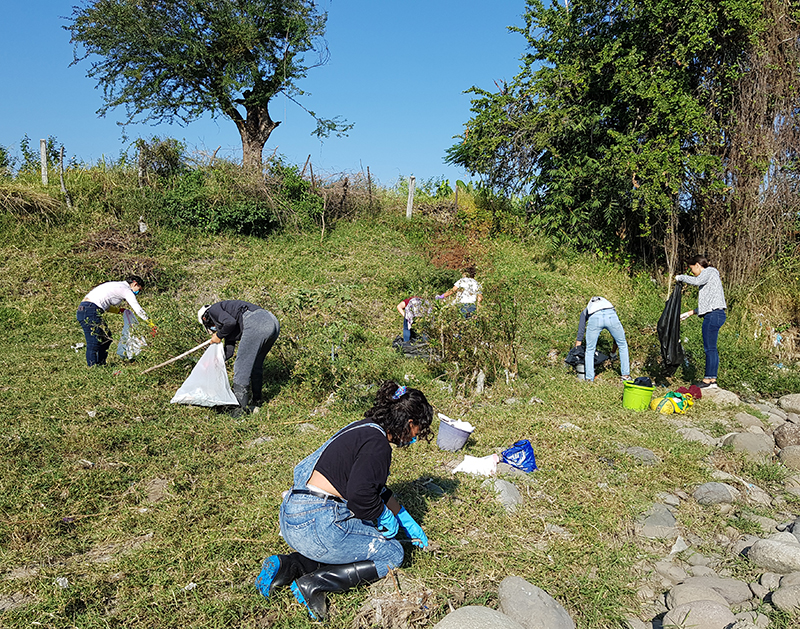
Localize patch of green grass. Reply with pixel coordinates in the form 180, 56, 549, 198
2, 197, 800, 629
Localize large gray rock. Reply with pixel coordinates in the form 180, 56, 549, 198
779, 394, 800, 414
784, 474, 800, 497
748, 538, 800, 574
764, 414, 787, 430
662, 600, 736, 629
694, 482, 740, 505
481, 478, 523, 513
778, 445, 800, 471
703, 388, 742, 406
666, 583, 728, 609
639, 503, 679, 539
678, 576, 753, 605
433, 606, 526, 629
722, 433, 775, 463
735, 412, 765, 431
624, 446, 661, 466
774, 423, 800, 449
782, 571, 800, 586
498, 576, 575, 629
770, 584, 800, 613
677, 427, 717, 446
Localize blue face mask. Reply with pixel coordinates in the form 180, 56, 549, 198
133, 290, 140, 295
400, 437, 417, 448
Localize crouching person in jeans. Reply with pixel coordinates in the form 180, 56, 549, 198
255, 381, 433, 621
197, 300, 279, 414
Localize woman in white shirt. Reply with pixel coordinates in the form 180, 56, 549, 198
76, 275, 154, 366
437, 271, 483, 317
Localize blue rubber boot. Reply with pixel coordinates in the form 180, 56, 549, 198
255, 553, 321, 598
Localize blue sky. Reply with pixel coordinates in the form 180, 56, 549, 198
0, 1, 528, 188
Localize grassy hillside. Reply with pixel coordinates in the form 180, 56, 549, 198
1, 193, 799, 628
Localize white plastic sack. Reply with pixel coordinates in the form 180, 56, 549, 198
116, 310, 147, 360
170, 344, 238, 407
453, 454, 499, 476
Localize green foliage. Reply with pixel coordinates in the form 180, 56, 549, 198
136, 136, 186, 180
67, 0, 349, 168
421, 281, 520, 395
0, 143, 14, 177
446, 0, 796, 279
17, 134, 61, 174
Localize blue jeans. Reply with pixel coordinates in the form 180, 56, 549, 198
280, 494, 402, 578
701, 309, 726, 379
76, 301, 112, 366
402, 318, 411, 343
279, 422, 403, 578
585, 308, 630, 381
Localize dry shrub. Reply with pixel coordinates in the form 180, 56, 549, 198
0, 183, 62, 221
70, 227, 162, 285
351, 571, 437, 629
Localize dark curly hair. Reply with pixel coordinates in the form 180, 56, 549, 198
364, 381, 434, 445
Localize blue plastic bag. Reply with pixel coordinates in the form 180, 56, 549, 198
501, 440, 538, 473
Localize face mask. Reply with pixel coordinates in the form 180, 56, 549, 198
209, 326, 217, 332
399, 437, 417, 448
133, 290, 140, 295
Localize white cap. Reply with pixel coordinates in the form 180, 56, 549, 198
197, 305, 210, 327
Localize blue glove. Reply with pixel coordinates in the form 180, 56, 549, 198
375, 505, 399, 539
396, 507, 428, 548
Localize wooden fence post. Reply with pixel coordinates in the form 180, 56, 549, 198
406, 175, 416, 219
367, 166, 373, 210
59, 146, 73, 209
40, 139, 48, 185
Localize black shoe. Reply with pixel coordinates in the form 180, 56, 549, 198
291, 561, 380, 621
697, 381, 718, 389
255, 553, 322, 598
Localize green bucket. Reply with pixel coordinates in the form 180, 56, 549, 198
622, 380, 654, 411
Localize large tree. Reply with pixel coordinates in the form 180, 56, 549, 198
447, 0, 800, 282
67, 0, 351, 169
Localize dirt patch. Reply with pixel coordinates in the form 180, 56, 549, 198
0, 591, 36, 612
78, 532, 155, 565
5, 565, 39, 580
144, 477, 172, 503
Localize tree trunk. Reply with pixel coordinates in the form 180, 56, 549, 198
234, 102, 281, 171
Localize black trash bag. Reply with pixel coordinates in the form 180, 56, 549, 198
657, 284, 685, 373
564, 345, 609, 368
633, 376, 652, 387
392, 333, 431, 359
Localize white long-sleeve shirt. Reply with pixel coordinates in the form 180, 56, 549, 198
675, 267, 727, 315
82, 281, 149, 321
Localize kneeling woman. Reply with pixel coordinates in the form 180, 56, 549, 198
256, 381, 434, 620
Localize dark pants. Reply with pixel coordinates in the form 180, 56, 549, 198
233, 309, 280, 400
77, 301, 112, 366
701, 309, 726, 379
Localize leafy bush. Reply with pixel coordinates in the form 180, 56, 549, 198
421, 280, 520, 394
136, 136, 187, 181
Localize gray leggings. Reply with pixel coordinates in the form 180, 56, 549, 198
233, 309, 280, 394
